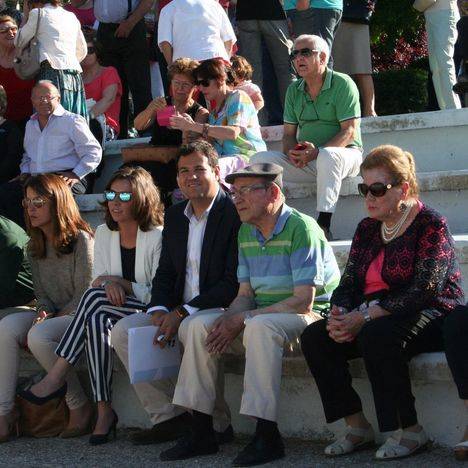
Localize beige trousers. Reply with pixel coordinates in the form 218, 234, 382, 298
112, 312, 231, 430
251, 148, 362, 213
0, 307, 88, 415
174, 309, 320, 422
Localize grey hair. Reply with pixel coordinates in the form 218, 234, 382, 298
294, 34, 330, 61
32, 80, 60, 95
0, 85, 7, 117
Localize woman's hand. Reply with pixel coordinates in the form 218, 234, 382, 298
169, 113, 195, 132
92, 275, 119, 288
148, 97, 167, 113
327, 310, 365, 343
104, 281, 126, 307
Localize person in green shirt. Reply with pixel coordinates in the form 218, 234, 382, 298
0, 215, 34, 309
252, 34, 363, 239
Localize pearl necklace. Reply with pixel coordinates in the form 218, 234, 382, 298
381, 203, 413, 243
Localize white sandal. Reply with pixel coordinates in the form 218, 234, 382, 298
375, 428, 428, 460
324, 425, 375, 456
454, 440, 468, 461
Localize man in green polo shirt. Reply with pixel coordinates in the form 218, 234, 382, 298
160, 163, 340, 466
0, 216, 34, 310
252, 34, 363, 239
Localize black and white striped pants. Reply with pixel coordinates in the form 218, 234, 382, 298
56, 287, 146, 402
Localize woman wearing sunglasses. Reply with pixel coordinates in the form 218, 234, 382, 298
21, 167, 164, 445
169, 57, 267, 184
300, 145, 464, 460
0, 174, 94, 442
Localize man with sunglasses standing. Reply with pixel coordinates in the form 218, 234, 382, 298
112, 140, 240, 446
251, 34, 362, 239
0, 80, 101, 228
159, 162, 340, 465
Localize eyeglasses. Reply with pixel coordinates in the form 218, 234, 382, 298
22, 197, 48, 209
357, 182, 397, 198
230, 183, 271, 200
32, 95, 59, 103
290, 47, 319, 60
104, 190, 133, 202
0, 26, 18, 34
86, 46, 96, 55
172, 79, 194, 90
195, 79, 211, 87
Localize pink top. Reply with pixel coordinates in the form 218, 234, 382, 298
64, 5, 96, 27
84, 66, 122, 133
236, 80, 262, 100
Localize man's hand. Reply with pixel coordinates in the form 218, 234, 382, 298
288, 141, 319, 168
57, 171, 80, 187
115, 18, 136, 38
205, 312, 244, 354
104, 281, 126, 307
153, 310, 182, 348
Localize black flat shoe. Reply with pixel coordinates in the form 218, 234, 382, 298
89, 410, 118, 446
159, 430, 219, 461
232, 430, 285, 467
130, 412, 192, 445
215, 424, 235, 444
18, 383, 67, 405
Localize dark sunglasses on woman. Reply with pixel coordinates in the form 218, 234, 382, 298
290, 47, 319, 60
357, 182, 397, 198
104, 191, 132, 202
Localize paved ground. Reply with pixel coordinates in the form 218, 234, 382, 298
0, 430, 462, 467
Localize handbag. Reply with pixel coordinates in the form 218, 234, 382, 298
15, 392, 68, 438
413, 0, 437, 13
13, 9, 42, 80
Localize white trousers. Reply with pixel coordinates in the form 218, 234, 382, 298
251, 148, 362, 213
112, 312, 231, 430
425, 7, 462, 109
173, 309, 320, 422
0, 308, 88, 415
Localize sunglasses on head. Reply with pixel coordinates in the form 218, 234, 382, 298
195, 78, 211, 87
104, 190, 132, 202
357, 182, 397, 198
22, 197, 48, 209
290, 47, 319, 60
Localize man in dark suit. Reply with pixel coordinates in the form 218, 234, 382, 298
112, 140, 240, 445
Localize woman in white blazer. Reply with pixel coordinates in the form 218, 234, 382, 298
15, 0, 88, 117
21, 167, 164, 444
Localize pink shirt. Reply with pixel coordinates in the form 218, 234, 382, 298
364, 250, 389, 295
84, 67, 122, 133
64, 5, 96, 27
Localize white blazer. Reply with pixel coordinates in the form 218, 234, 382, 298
15, 5, 87, 71
92, 224, 163, 304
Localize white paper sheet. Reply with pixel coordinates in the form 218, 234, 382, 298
128, 325, 181, 384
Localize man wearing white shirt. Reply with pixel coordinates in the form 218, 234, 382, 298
157, 0, 236, 64
112, 140, 240, 445
0, 81, 101, 227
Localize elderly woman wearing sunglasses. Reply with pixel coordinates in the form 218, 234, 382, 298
300, 145, 464, 461
21, 167, 164, 445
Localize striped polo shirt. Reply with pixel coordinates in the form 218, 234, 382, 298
237, 204, 340, 311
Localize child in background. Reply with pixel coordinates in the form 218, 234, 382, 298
230, 55, 265, 112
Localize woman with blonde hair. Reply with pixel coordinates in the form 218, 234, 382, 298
300, 145, 464, 460
22, 167, 164, 445
0, 174, 94, 442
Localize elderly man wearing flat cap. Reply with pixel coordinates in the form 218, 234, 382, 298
160, 163, 341, 466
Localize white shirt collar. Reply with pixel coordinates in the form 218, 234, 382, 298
184, 188, 219, 222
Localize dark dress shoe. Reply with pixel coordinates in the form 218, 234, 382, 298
159, 430, 219, 461
232, 430, 285, 466
89, 410, 118, 446
18, 383, 67, 405
130, 412, 192, 445
215, 424, 235, 444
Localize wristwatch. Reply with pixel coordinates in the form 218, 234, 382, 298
361, 308, 372, 323
175, 305, 189, 321
100, 280, 112, 288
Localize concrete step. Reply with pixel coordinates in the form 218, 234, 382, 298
287, 170, 468, 238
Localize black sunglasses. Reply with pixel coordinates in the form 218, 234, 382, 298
358, 182, 397, 198
290, 47, 319, 60
195, 78, 211, 87
104, 190, 132, 202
